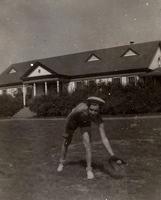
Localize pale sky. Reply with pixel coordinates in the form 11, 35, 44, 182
0, 0, 161, 73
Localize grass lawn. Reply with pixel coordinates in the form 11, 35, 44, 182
0, 118, 160, 200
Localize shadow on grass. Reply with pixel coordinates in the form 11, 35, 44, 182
66, 159, 125, 179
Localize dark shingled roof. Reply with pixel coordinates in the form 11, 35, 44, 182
0, 40, 160, 87
142, 67, 161, 77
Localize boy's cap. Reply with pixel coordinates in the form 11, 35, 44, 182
87, 96, 105, 105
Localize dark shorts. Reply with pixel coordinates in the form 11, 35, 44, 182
62, 120, 91, 140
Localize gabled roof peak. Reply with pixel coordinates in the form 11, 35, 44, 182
86, 53, 101, 62
9, 68, 16, 74
121, 48, 139, 57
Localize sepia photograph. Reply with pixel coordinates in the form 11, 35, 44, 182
0, 0, 161, 199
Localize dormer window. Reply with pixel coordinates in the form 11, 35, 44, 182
122, 48, 138, 57
9, 68, 16, 74
87, 54, 100, 62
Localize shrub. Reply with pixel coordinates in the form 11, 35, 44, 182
0, 93, 23, 117
29, 80, 161, 117
30, 94, 74, 117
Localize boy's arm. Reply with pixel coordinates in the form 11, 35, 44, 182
99, 123, 127, 165
98, 123, 114, 156
71, 103, 88, 113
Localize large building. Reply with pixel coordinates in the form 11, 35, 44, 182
0, 40, 161, 106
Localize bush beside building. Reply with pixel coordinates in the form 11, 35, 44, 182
29, 81, 161, 117
0, 93, 23, 117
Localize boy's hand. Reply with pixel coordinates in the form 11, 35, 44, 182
107, 155, 127, 178
109, 155, 127, 166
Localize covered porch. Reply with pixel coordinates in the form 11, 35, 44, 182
140, 67, 161, 85
22, 78, 62, 107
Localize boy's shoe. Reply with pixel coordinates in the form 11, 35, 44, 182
87, 170, 95, 179
57, 163, 64, 172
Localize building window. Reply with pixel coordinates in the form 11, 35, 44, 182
67, 82, 76, 93
88, 79, 96, 86
96, 78, 108, 85
76, 81, 82, 89
112, 77, 121, 84
121, 77, 127, 86
101, 78, 108, 84
6, 88, 18, 97
96, 79, 101, 84
128, 76, 136, 85
84, 80, 88, 85
107, 78, 112, 83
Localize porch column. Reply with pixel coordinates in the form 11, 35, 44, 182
33, 83, 36, 97
22, 84, 26, 107
57, 80, 60, 93
45, 82, 48, 95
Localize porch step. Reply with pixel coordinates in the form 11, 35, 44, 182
12, 107, 36, 118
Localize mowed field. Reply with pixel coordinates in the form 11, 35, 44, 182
0, 117, 160, 200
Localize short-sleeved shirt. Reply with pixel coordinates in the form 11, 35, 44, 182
65, 103, 103, 133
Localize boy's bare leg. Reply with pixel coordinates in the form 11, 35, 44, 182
82, 131, 94, 179
57, 137, 72, 172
